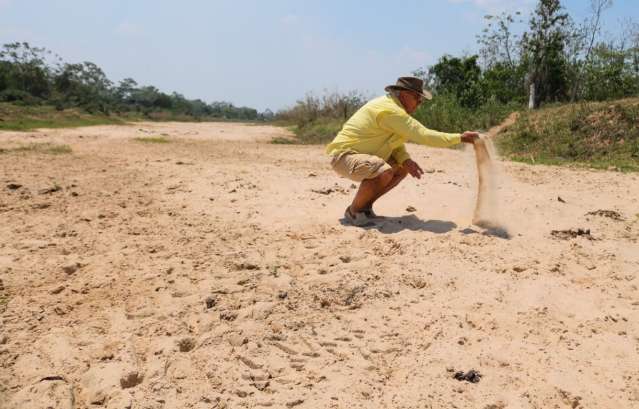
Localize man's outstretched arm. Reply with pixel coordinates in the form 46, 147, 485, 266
381, 112, 478, 147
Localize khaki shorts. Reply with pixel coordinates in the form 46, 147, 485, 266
330, 152, 393, 182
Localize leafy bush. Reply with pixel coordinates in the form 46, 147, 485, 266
274, 91, 367, 143
413, 93, 519, 133
291, 118, 345, 144
0, 88, 38, 103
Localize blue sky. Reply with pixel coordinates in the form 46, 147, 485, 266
1, 0, 637, 111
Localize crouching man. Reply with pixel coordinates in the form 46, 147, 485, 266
326, 76, 479, 226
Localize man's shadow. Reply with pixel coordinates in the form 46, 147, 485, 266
340, 214, 457, 234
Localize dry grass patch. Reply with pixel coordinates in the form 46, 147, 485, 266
498, 98, 639, 171
134, 136, 170, 144
0, 103, 126, 131
0, 142, 72, 155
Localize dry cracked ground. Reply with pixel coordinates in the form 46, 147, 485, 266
0, 122, 638, 409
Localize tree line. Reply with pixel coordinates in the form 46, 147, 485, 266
0, 42, 262, 120
276, 0, 639, 141
422, 0, 639, 110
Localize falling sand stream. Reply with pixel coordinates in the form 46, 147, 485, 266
471, 114, 518, 238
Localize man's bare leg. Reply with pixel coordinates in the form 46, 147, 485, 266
350, 169, 394, 214
364, 165, 408, 211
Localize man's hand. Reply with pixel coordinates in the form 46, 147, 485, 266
403, 159, 424, 179
461, 131, 480, 144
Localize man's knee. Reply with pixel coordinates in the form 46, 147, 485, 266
377, 169, 394, 186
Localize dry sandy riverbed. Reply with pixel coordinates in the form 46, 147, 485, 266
1, 121, 638, 408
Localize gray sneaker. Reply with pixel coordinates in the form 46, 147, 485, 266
344, 206, 372, 227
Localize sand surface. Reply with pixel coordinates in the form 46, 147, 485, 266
1, 121, 638, 408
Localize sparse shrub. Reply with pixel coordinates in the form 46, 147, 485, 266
134, 136, 170, 144
274, 90, 368, 143
0, 142, 72, 154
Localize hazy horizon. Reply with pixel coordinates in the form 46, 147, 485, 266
1, 0, 637, 112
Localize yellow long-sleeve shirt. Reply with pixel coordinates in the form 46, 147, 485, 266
325, 94, 461, 164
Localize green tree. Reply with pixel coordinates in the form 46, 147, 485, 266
521, 0, 570, 108
566, 0, 614, 101
481, 62, 528, 104
53, 62, 114, 112
582, 43, 638, 100
0, 41, 262, 119
477, 12, 524, 69
129, 86, 167, 110
428, 55, 484, 108
115, 78, 138, 101
0, 42, 52, 100
476, 12, 528, 104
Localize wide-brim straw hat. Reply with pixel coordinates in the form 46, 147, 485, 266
385, 76, 433, 100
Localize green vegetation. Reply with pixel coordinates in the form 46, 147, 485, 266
274, 90, 517, 145
2, 0, 637, 174
498, 98, 639, 171
0, 102, 265, 131
273, 91, 366, 144
0, 102, 125, 130
290, 118, 345, 145
271, 136, 297, 145
275, 0, 638, 156
134, 136, 170, 144
0, 42, 263, 123
0, 116, 122, 131
413, 94, 519, 133
0, 142, 72, 155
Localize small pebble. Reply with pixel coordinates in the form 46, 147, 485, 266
205, 296, 216, 309
62, 262, 80, 275
50, 285, 65, 295
453, 369, 482, 383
